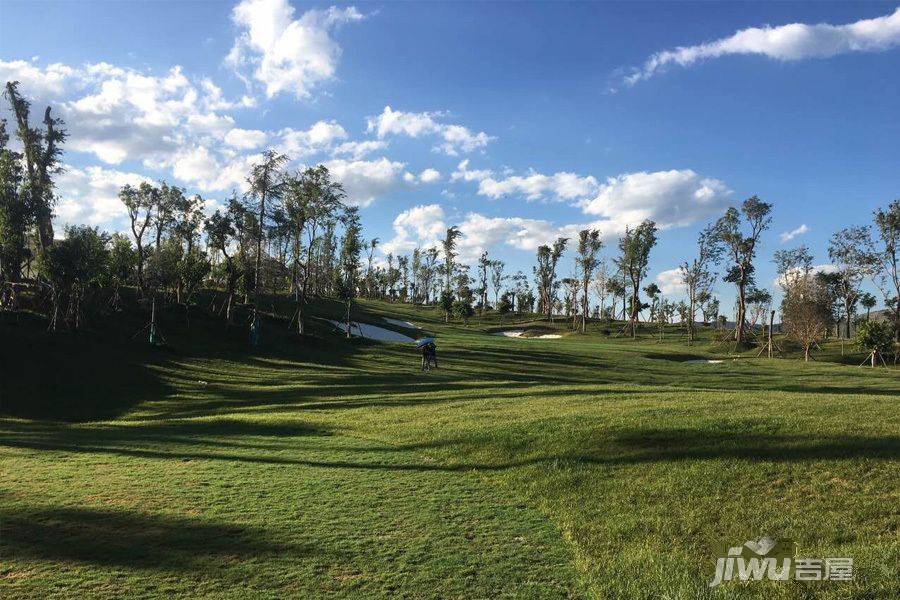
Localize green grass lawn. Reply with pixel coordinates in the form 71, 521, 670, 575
1, 299, 898, 598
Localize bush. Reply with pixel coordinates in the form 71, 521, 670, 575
855, 321, 895, 358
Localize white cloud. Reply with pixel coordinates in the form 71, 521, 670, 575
579, 169, 730, 230
779, 223, 810, 243
655, 268, 686, 296
450, 159, 493, 182
227, 0, 364, 99
277, 120, 347, 156
382, 205, 611, 263
225, 127, 267, 150
323, 157, 407, 207
332, 139, 388, 160
380, 203, 448, 256
54, 164, 153, 230
366, 106, 494, 155
477, 170, 598, 201
1, 60, 254, 168
0, 60, 78, 96
224, 127, 268, 149
626, 7, 900, 85
418, 168, 441, 184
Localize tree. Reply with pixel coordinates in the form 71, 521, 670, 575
106, 233, 135, 310
713, 196, 772, 346
335, 207, 363, 338
745, 287, 773, 334
477, 251, 490, 314
828, 227, 868, 338
490, 259, 505, 313
365, 238, 379, 297
420, 247, 438, 305
781, 273, 830, 362
605, 276, 625, 322
120, 183, 156, 295
615, 220, 657, 338
497, 292, 512, 324
860, 292, 877, 321
3, 81, 65, 258
576, 229, 603, 333
643, 283, 661, 324
410, 248, 422, 303
0, 117, 27, 307
452, 298, 474, 325
679, 225, 721, 342
290, 165, 343, 334
855, 320, 894, 367
440, 289, 454, 322
591, 259, 611, 323
534, 237, 567, 321
40, 225, 109, 332
246, 149, 288, 338
441, 226, 461, 294
205, 206, 240, 325
863, 200, 900, 341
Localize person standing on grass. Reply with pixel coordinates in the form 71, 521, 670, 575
421, 342, 437, 372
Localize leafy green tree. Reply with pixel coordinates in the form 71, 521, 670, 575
576, 229, 603, 333
335, 207, 363, 338
120, 182, 156, 295
440, 289, 454, 322
205, 207, 240, 325
246, 149, 288, 339
451, 298, 474, 325
855, 320, 895, 367
863, 200, 899, 340
828, 226, 868, 338
615, 220, 657, 338
497, 292, 512, 325
534, 237, 567, 321
679, 225, 721, 342
441, 226, 461, 293
41, 225, 109, 331
107, 233, 135, 310
713, 196, 772, 346
490, 259, 505, 313
860, 292, 877, 321
3, 82, 65, 259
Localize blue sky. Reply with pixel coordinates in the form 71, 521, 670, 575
1, 1, 898, 313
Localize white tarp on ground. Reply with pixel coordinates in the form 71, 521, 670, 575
328, 320, 415, 342
382, 317, 418, 329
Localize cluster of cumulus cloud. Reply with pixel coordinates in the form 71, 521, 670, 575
1, 0, 892, 266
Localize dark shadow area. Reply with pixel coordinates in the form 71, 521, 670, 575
0, 506, 319, 571
2, 418, 897, 473
0, 318, 172, 422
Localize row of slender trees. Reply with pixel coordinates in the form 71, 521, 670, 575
1, 80, 898, 356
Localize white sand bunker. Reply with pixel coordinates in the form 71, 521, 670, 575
491, 330, 562, 339
382, 317, 417, 329
685, 359, 724, 364
328, 320, 414, 342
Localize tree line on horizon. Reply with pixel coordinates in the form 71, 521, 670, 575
1, 81, 898, 362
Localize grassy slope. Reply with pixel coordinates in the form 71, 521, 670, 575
1, 299, 898, 599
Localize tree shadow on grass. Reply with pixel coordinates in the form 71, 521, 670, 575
1, 506, 320, 571
2, 418, 897, 473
